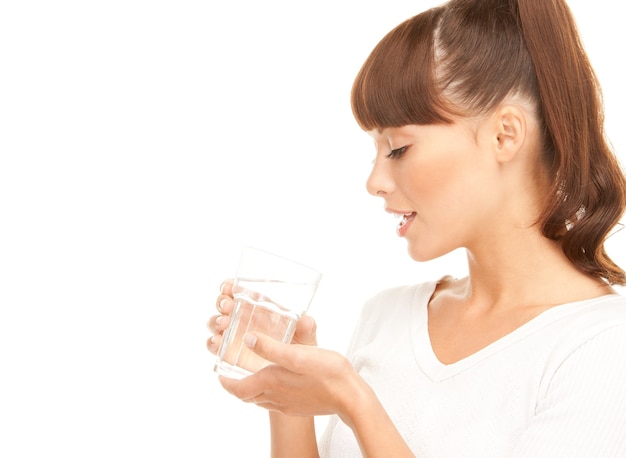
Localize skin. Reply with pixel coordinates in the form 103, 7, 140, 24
208, 281, 321, 457
207, 99, 614, 457
367, 102, 613, 363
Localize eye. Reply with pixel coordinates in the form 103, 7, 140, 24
386, 145, 409, 159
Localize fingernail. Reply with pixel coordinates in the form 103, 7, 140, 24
216, 316, 223, 327
244, 334, 257, 348
219, 282, 226, 293
218, 298, 227, 312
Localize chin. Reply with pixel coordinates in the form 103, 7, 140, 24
406, 242, 448, 263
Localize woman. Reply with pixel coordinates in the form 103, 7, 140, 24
207, 0, 626, 456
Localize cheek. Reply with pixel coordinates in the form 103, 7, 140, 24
402, 156, 469, 206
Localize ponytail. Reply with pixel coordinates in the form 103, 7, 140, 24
518, 0, 626, 284
351, 0, 626, 284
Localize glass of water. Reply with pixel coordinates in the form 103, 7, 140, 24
214, 247, 322, 379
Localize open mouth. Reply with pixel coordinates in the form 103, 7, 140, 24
397, 212, 415, 227
398, 212, 416, 229
390, 211, 416, 236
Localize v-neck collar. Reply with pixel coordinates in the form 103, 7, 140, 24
409, 280, 620, 382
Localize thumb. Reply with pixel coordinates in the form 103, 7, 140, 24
244, 332, 293, 369
293, 315, 317, 346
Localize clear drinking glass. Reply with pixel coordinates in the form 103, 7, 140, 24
214, 247, 322, 379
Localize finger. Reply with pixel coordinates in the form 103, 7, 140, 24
219, 374, 264, 402
206, 333, 223, 354
244, 332, 300, 371
215, 295, 234, 314
219, 279, 234, 297
207, 314, 230, 333
293, 315, 317, 346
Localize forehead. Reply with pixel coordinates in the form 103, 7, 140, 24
366, 125, 427, 148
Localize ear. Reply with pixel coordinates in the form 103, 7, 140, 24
493, 104, 527, 163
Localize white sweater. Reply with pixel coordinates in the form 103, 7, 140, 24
319, 281, 626, 457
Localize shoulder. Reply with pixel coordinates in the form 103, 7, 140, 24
517, 298, 626, 456
360, 280, 438, 317
540, 294, 626, 385
360, 275, 458, 317
348, 280, 437, 343
344, 280, 438, 358
557, 294, 626, 340
542, 294, 626, 351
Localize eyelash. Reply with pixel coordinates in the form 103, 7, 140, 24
386, 145, 409, 159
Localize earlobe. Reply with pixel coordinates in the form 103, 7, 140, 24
494, 106, 526, 163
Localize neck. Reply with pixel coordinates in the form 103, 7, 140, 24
460, 230, 613, 311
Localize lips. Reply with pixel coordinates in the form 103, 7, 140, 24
387, 209, 417, 237
397, 212, 416, 237
398, 212, 415, 227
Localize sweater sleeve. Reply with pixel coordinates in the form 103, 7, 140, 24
511, 324, 626, 457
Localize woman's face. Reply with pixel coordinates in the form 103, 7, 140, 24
366, 120, 507, 261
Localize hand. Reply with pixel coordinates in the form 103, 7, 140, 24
206, 280, 235, 355
206, 280, 319, 355
218, 332, 363, 420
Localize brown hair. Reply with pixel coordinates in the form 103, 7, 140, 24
352, 0, 626, 285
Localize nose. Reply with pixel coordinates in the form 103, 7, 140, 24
366, 158, 393, 197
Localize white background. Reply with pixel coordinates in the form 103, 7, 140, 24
1, 1, 624, 456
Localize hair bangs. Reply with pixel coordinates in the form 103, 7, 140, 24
351, 8, 454, 131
